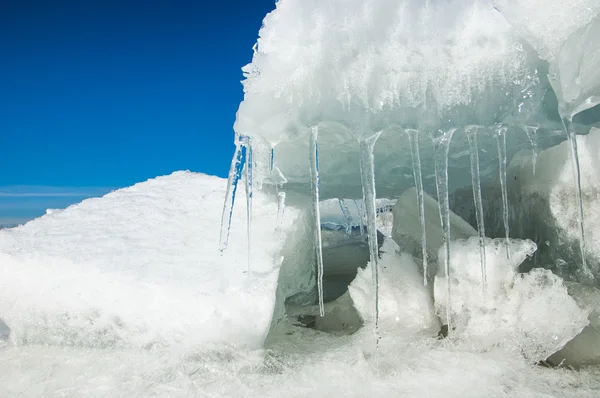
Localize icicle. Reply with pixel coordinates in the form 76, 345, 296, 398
383, 203, 393, 238
275, 191, 286, 230
338, 199, 353, 235
405, 129, 428, 286
245, 138, 253, 275
269, 146, 275, 173
494, 124, 510, 259
309, 125, 325, 317
432, 128, 457, 331
523, 126, 538, 175
358, 131, 382, 344
561, 117, 590, 278
219, 135, 248, 252
354, 200, 365, 235
465, 125, 487, 290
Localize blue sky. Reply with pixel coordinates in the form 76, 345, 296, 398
0, 0, 276, 225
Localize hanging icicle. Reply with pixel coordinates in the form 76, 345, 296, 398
275, 191, 286, 230
494, 124, 510, 259
432, 128, 457, 331
523, 126, 539, 175
219, 135, 249, 252
405, 129, 428, 286
245, 138, 253, 275
270, 146, 275, 173
309, 125, 325, 317
561, 118, 590, 278
354, 199, 365, 235
465, 125, 487, 290
358, 131, 383, 345
338, 199, 353, 235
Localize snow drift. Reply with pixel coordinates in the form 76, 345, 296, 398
0, 172, 314, 350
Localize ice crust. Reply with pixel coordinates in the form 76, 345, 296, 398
233, 0, 600, 198
0, 172, 314, 350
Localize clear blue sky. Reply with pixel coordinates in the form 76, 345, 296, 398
0, 0, 276, 225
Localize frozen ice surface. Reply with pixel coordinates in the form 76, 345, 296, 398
0, 171, 314, 350
434, 237, 589, 361
2, 327, 600, 397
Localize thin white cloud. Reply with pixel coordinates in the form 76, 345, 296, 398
0, 186, 114, 198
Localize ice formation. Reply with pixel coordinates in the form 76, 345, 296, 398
3, 0, 600, 394
225, 0, 600, 333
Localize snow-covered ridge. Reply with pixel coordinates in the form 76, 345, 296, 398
0, 171, 313, 350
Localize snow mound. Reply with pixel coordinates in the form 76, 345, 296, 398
493, 0, 600, 63
434, 237, 589, 361
0, 171, 314, 350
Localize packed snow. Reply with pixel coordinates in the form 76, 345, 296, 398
0, 172, 314, 350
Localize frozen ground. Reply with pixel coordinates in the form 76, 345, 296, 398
1, 329, 600, 397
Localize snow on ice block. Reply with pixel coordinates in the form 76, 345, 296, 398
434, 237, 589, 361
548, 282, 600, 367
0, 171, 313, 350
348, 239, 440, 336
506, 127, 600, 282
392, 187, 477, 270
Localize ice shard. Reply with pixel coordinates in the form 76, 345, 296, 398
465, 125, 487, 289
219, 135, 248, 252
494, 124, 510, 259
309, 125, 325, 317
358, 131, 382, 341
405, 128, 428, 286
432, 128, 457, 329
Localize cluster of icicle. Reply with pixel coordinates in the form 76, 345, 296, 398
218, 0, 600, 344
217, 121, 564, 338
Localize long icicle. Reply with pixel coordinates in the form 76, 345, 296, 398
354, 199, 365, 235
432, 128, 457, 332
495, 124, 510, 259
561, 117, 590, 278
245, 138, 253, 275
309, 125, 325, 317
465, 125, 487, 290
406, 129, 428, 286
358, 131, 382, 347
219, 135, 248, 252
523, 126, 539, 175
339, 199, 353, 235
275, 191, 286, 230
